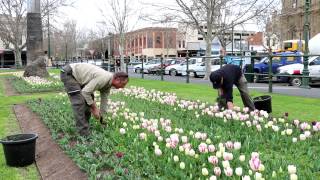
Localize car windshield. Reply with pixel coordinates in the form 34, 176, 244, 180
258, 57, 268, 63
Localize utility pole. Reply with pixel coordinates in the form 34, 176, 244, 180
301, 0, 310, 88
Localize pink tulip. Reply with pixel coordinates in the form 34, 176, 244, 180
224, 167, 233, 177
208, 144, 216, 152
214, 167, 221, 176
208, 156, 219, 165
198, 143, 208, 153
249, 156, 261, 171
225, 141, 234, 150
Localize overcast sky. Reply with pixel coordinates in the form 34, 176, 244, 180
59, 0, 260, 32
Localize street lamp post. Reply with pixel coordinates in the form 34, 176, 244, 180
301, 0, 310, 88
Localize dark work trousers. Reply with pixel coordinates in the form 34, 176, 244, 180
60, 65, 91, 136
235, 74, 255, 111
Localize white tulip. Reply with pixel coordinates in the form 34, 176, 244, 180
235, 167, 243, 176
288, 165, 297, 174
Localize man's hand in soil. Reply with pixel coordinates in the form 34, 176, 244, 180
90, 102, 100, 119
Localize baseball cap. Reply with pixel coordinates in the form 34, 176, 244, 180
210, 71, 222, 89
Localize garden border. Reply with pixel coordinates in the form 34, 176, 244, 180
13, 104, 87, 180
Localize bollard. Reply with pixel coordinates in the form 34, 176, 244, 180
141, 55, 144, 79
160, 55, 164, 81
219, 55, 223, 68
125, 57, 129, 74
268, 53, 273, 93
186, 52, 190, 83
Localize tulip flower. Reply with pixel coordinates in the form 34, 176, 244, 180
239, 155, 246, 162
202, 168, 209, 176
173, 155, 179, 162
179, 162, 185, 169
288, 165, 297, 174
154, 148, 162, 156
235, 167, 243, 176
234, 142, 241, 150
224, 167, 233, 177
208, 156, 219, 165
214, 167, 221, 176
290, 174, 298, 180
119, 128, 126, 134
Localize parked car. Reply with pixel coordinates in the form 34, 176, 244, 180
182, 57, 222, 77
176, 57, 204, 76
128, 60, 141, 65
244, 51, 303, 82
133, 59, 161, 73
276, 56, 320, 86
149, 59, 183, 74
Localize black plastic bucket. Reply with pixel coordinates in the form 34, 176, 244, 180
0, 133, 38, 167
253, 95, 272, 113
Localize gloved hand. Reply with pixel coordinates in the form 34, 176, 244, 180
99, 116, 106, 125
216, 96, 227, 110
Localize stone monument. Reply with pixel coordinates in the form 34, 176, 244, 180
24, 0, 48, 77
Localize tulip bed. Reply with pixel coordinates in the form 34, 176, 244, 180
9, 72, 63, 93
27, 87, 320, 179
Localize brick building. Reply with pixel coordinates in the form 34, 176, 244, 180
113, 27, 177, 59
280, 0, 320, 40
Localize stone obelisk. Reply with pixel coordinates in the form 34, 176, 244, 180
25, 0, 48, 77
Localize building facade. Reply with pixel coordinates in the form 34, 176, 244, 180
280, 0, 320, 40
176, 24, 255, 56
112, 27, 177, 59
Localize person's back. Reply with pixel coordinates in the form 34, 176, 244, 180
210, 64, 242, 89
70, 63, 112, 86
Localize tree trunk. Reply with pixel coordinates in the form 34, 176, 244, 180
203, 38, 212, 80
119, 34, 126, 72
14, 48, 22, 69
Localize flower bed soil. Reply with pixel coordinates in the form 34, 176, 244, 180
13, 104, 87, 180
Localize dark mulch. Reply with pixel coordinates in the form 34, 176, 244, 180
13, 104, 87, 180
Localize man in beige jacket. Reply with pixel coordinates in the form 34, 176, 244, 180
60, 63, 128, 136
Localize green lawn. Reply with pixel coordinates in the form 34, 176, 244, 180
0, 77, 57, 180
128, 78, 320, 121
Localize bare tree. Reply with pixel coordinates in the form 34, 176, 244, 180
150, 0, 275, 79
0, 0, 26, 68
0, 0, 73, 68
255, 2, 282, 52
60, 20, 77, 61
99, 0, 141, 71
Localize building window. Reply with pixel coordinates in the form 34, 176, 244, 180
182, 40, 185, 48
178, 41, 181, 48
156, 36, 161, 44
198, 37, 204, 40
147, 36, 153, 48
292, 0, 297, 8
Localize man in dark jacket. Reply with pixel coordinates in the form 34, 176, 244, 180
209, 64, 255, 111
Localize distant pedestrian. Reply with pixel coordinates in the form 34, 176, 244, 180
209, 64, 255, 111
60, 63, 129, 136
116, 59, 121, 72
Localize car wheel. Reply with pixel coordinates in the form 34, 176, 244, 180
135, 68, 141, 74
170, 69, 177, 76
290, 77, 302, 87
189, 71, 198, 78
